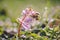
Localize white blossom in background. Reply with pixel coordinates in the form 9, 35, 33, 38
2, 38, 6, 40
21, 35, 26, 38
30, 37, 33, 39
5, 27, 13, 33
45, 7, 48, 10
0, 20, 4, 26
31, 19, 40, 30
43, 6, 48, 20
5, 18, 12, 27
13, 23, 17, 27
32, 19, 40, 27
49, 28, 53, 30
13, 28, 18, 33
48, 19, 54, 24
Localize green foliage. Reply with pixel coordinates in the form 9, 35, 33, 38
0, 0, 60, 40
0, 27, 4, 35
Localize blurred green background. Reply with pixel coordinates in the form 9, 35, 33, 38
0, 0, 60, 20
0, 0, 60, 40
